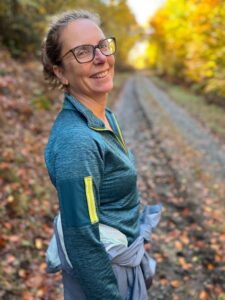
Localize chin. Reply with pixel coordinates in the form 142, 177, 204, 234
94, 81, 114, 95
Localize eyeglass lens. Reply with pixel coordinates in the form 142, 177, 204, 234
74, 38, 116, 63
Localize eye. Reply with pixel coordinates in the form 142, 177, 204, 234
99, 40, 109, 50
75, 45, 92, 58
99, 39, 115, 55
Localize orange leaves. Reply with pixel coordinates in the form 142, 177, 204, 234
0, 162, 10, 171
206, 263, 214, 270
0, 236, 7, 249
171, 280, 181, 288
219, 234, 225, 243
7, 234, 21, 243
178, 257, 192, 270
26, 274, 44, 289
180, 232, 190, 245
0, 49, 63, 299
199, 290, 209, 300
174, 240, 183, 251
204, 0, 219, 6
22, 292, 36, 300
172, 295, 181, 300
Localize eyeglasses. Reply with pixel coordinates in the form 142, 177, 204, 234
61, 37, 116, 64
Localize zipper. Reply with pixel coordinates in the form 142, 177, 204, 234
90, 123, 128, 155
111, 113, 128, 154
65, 95, 128, 153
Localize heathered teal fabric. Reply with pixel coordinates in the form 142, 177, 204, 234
45, 93, 140, 299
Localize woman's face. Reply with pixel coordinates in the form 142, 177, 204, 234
57, 19, 115, 101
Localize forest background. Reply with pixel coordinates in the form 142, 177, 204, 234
1, 0, 225, 104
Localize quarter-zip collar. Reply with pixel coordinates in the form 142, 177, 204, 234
63, 92, 108, 129
63, 92, 128, 154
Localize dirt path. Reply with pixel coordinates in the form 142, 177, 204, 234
139, 76, 225, 181
114, 75, 225, 300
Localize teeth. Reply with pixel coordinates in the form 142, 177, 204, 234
93, 71, 108, 78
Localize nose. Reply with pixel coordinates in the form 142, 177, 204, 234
93, 48, 107, 63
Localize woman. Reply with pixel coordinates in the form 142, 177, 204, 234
42, 10, 161, 300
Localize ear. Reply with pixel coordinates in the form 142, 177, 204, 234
53, 65, 69, 86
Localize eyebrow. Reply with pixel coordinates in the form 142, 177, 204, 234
74, 38, 106, 48
61, 37, 107, 59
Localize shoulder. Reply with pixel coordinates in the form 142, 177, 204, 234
51, 108, 86, 134
47, 110, 104, 159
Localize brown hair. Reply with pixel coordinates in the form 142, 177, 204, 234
41, 10, 100, 89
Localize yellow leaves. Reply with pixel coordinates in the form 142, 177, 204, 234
35, 238, 43, 250
149, 0, 225, 100
128, 41, 151, 69
205, 78, 225, 94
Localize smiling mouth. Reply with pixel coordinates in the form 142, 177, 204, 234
91, 70, 109, 79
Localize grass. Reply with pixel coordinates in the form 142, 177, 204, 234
151, 76, 225, 141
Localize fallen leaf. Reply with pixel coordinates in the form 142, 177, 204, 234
22, 291, 35, 300
199, 290, 208, 300
26, 274, 43, 288
160, 278, 169, 285
207, 263, 214, 270
35, 238, 43, 250
172, 295, 180, 300
18, 269, 27, 278
175, 240, 183, 251
171, 280, 181, 288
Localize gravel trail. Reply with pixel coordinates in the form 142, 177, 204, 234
113, 75, 225, 300
139, 76, 225, 180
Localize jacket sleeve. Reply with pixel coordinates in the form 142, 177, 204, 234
54, 131, 121, 300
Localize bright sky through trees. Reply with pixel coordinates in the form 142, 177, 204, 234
127, 0, 165, 25
127, 0, 165, 68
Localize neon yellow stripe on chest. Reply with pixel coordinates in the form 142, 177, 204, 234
84, 176, 99, 224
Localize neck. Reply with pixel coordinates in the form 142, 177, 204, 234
70, 91, 108, 121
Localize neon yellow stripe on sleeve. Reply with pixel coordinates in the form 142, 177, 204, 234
84, 176, 99, 224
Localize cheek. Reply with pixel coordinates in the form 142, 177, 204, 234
66, 62, 90, 81
108, 55, 115, 69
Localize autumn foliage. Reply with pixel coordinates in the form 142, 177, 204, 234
0, 0, 139, 69
149, 0, 225, 104
0, 49, 66, 298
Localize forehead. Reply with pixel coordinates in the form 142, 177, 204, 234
60, 19, 105, 51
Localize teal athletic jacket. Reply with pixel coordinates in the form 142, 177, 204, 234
45, 93, 140, 299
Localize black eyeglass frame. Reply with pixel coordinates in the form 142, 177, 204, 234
61, 37, 116, 64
